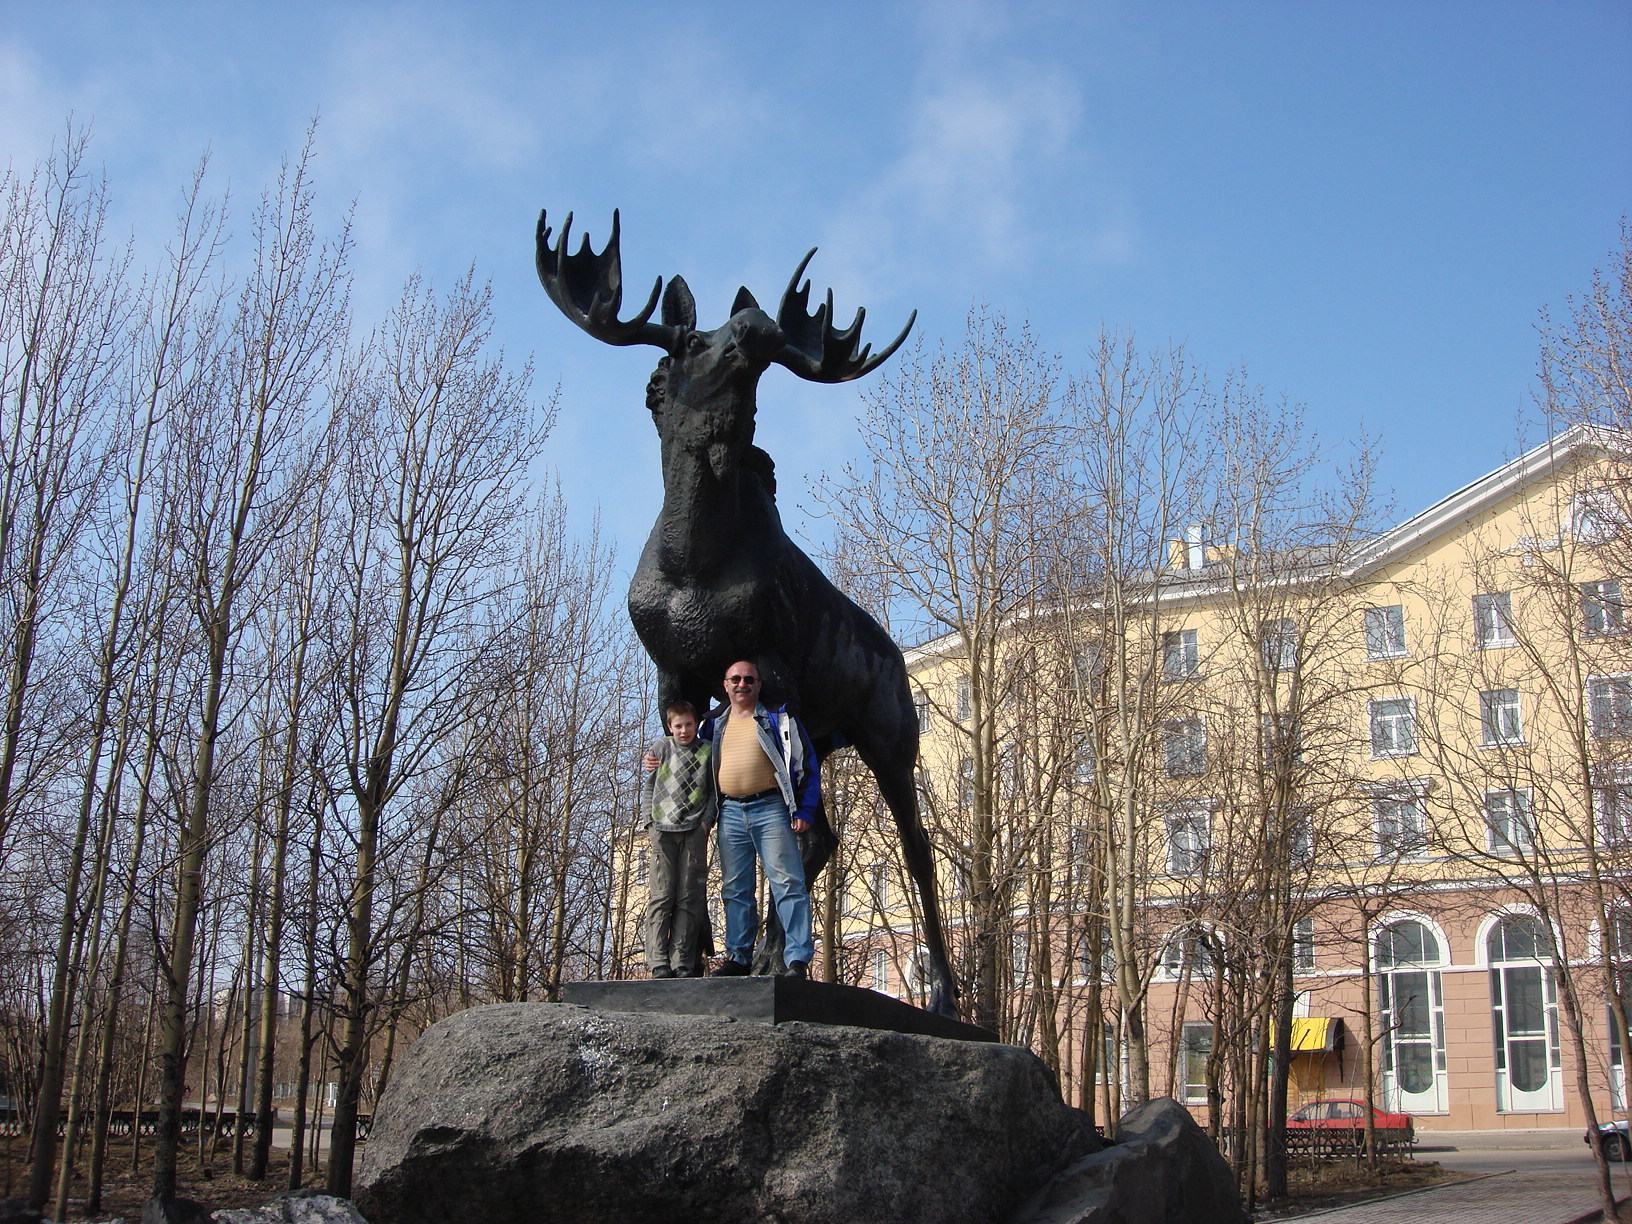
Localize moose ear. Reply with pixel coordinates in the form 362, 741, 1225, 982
662, 277, 697, 331
731, 286, 760, 315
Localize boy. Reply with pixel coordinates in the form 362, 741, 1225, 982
640, 700, 717, 978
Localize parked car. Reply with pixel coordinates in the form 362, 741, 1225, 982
1588, 1118, 1631, 1161
1287, 1100, 1415, 1151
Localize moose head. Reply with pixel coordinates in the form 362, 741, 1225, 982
536, 210, 915, 484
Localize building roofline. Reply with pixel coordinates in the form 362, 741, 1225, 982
899, 423, 1627, 664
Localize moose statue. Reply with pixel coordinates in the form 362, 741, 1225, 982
536, 210, 957, 1017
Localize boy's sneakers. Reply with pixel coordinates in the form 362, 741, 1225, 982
651, 966, 676, 979
709, 958, 751, 977
779, 960, 808, 980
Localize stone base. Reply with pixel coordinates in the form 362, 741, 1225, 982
560, 977, 996, 1043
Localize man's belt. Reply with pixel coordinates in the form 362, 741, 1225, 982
723, 787, 780, 802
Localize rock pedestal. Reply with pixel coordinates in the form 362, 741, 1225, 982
355, 1001, 1096, 1224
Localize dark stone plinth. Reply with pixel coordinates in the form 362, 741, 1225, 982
560, 977, 996, 1043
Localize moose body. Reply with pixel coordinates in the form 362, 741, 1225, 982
537, 210, 956, 1016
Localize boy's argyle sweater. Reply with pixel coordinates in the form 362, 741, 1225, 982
641, 737, 716, 833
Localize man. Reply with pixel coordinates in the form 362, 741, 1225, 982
703, 660, 819, 978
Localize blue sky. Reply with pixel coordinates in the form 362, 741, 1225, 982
4, 1, 1629, 571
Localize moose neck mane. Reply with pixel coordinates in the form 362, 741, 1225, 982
652, 433, 767, 579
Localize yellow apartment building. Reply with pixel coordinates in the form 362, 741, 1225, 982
830, 423, 1630, 1134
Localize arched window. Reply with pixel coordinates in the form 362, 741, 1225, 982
1374, 918, 1447, 1113
1487, 914, 1561, 1111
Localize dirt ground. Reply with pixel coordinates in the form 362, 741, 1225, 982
5, 1139, 1494, 1222
1, 1134, 321, 1222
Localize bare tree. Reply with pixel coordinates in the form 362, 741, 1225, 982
320, 268, 547, 1195
148, 129, 350, 1209
818, 307, 1073, 1034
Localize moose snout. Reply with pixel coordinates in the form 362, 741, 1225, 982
730, 309, 784, 362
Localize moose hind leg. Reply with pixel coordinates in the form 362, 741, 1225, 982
871, 763, 959, 1018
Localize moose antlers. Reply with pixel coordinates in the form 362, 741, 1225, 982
774, 249, 916, 384
535, 210, 674, 349
536, 209, 914, 382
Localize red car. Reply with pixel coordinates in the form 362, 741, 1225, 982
1287, 1099, 1415, 1151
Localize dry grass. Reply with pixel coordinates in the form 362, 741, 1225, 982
1, 1132, 326, 1222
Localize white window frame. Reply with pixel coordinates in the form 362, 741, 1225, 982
1589, 675, 1632, 739
1373, 792, 1428, 859
1484, 788, 1535, 856
1162, 629, 1200, 681
1179, 1021, 1213, 1105
1369, 696, 1417, 758
1165, 802, 1211, 876
1596, 774, 1632, 846
1571, 487, 1623, 543
1479, 688, 1524, 746
955, 675, 971, 722
1365, 604, 1408, 659
1074, 735, 1096, 786
868, 861, 889, 910
1582, 580, 1626, 637
870, 947, 889, 993
1261, 618, 1298, 673
1292, 916, 1316, 973
1163, 716, 1208, 778
914, 692, 931, 733
1473, 591, 1516, 649
1010, 930, 1030, 987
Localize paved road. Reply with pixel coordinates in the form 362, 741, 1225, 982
1277, 1129, 1622, 1223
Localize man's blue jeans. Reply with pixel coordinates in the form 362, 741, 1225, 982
717, 791, 814, 966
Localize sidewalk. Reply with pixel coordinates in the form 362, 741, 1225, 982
1273, 1169, 1613, 1223
1416, 1126, 1583, 1151
1272, 1128, 1616, 1223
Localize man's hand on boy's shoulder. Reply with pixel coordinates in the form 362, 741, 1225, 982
643, 749, 660, 772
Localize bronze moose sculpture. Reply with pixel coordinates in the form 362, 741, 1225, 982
536, 210, 957, 1017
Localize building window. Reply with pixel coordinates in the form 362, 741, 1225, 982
1260, 619, 1298, 673
1159, 926, 1218, 981
1365, 605, 1408, 659
1369, 697, 1417, 757
1571, 487, 1621, 543
1596, 779, 1632, 846
1163, 717, 1207, 778
1180, 1022, 1213, 1104
1375, 919, 1446, 1111
957, 757, 974, 811
1473, 592, 1516, 649
1582, 580, 1626, 636
1162, 629, 1200, 680
1487, 914, 1561, 1111
1373, 794, 1427, 858
1010, 930, 1030, 988
1073, 644, 1104, 694
1590, 676, 1632, 739
871, 947, 889, 993
1289, 806, 1315, 867
1074, 922, 1114, 984
868, 861, 889, 910
1074, 735, 1096, 786
914, 692, 930, 733
1165, 804, 1211, 876
1479, 688, 1524, 746
1485, 789, 1534, 855
955, 675, 971, 722
1292, 917, 1316, 973
1263, 710, 1303, 772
